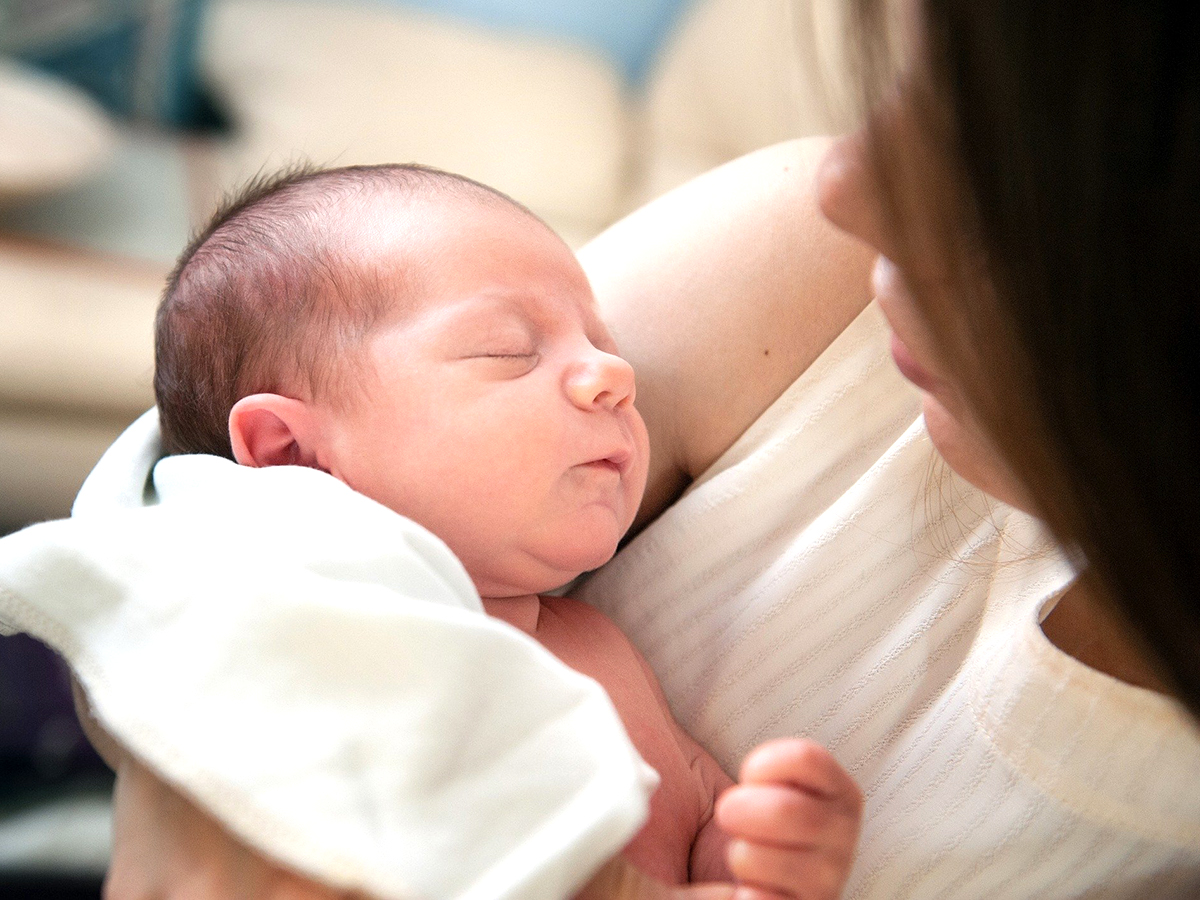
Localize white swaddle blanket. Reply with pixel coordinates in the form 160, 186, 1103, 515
0, 411, 657, 900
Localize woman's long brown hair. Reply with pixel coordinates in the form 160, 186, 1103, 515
850, 1, 1200, 714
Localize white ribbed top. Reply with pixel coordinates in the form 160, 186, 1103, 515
576, 302, 1200, 898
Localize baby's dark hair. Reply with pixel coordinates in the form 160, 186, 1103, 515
155, 162, 531, 458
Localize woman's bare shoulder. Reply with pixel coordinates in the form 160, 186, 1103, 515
581, 138, 874, 529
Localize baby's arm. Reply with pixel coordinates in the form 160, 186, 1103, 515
578, 858, 734, 900
627, 643, 860, 895
626, 650, 860, 896
583, 736, 863, 900
674, 729, 733, 884
624, 648, 733, 884
715, 739, 862, 900
680, 730, 735, 884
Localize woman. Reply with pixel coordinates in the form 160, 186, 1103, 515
101, 1, 1200, 897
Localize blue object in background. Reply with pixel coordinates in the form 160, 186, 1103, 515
0, 0, 211, 128
388, 0, 694, 82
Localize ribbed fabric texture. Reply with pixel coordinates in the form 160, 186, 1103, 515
576, 302, 1200, 898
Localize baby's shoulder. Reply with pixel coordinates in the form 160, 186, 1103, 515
538, 595, 636, 647
540, 594, 618, 625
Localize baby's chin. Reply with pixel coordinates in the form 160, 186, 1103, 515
547, 532, 623, 580
477, 539, 621, 598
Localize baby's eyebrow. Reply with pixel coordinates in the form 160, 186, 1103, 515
434, 296, 537, 339
448, 287, 598, 338
469, 291, 554, 324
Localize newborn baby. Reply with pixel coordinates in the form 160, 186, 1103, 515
154, 162, 861, 896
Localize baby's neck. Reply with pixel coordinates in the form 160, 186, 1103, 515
481, 594, 542, 635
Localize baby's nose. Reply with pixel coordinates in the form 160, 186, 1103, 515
566, 350, 636, 411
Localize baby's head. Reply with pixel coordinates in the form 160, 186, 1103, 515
156, 163, 516, 459
156, 163, 649, 597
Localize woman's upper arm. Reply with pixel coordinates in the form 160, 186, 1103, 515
580, 138, 874, 528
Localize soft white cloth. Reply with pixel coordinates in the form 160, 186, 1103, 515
576, 301, 1200, 898
0, 410, 657, 900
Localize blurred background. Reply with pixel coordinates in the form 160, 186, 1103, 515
0, 0, 851, 894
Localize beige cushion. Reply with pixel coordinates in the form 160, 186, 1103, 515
632, 0, 857, 205
202, 0, 632, 245
0, 60, 116, 201
0, 412, 135, 528
0, 240, 160, 415
0, 241, 161, 525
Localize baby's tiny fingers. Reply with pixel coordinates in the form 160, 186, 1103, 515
727, 840, 849, 900
716, 784, 856, 848
739, 741, 861, 812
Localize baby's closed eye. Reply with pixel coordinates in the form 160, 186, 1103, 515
464, 348, 540, 376
473, 349, 536, 359
459, 325, 537, 360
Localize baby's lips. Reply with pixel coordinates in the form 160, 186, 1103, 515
605, 445, 634, 471
576, 436, 633, 471
578, 456, 624, 477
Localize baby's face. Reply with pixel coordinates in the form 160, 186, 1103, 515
320, 195, 649, 598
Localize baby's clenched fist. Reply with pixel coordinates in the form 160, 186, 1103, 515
715, 739, 862, 900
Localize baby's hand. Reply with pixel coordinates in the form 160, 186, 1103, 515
714, 739, 862, 900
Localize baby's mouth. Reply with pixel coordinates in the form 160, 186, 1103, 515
581, 457, 623, 476
579, 442, 633, 477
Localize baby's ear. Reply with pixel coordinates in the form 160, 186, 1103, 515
228, 394, 325, 469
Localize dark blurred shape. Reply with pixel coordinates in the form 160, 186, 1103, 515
0, 0, 221, 129
0, 634, 109, 808
0, 871, 102, 899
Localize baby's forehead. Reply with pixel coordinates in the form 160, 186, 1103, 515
351, 181, 529, 238
346, 190, 583, 302
344, 189, 529, 270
